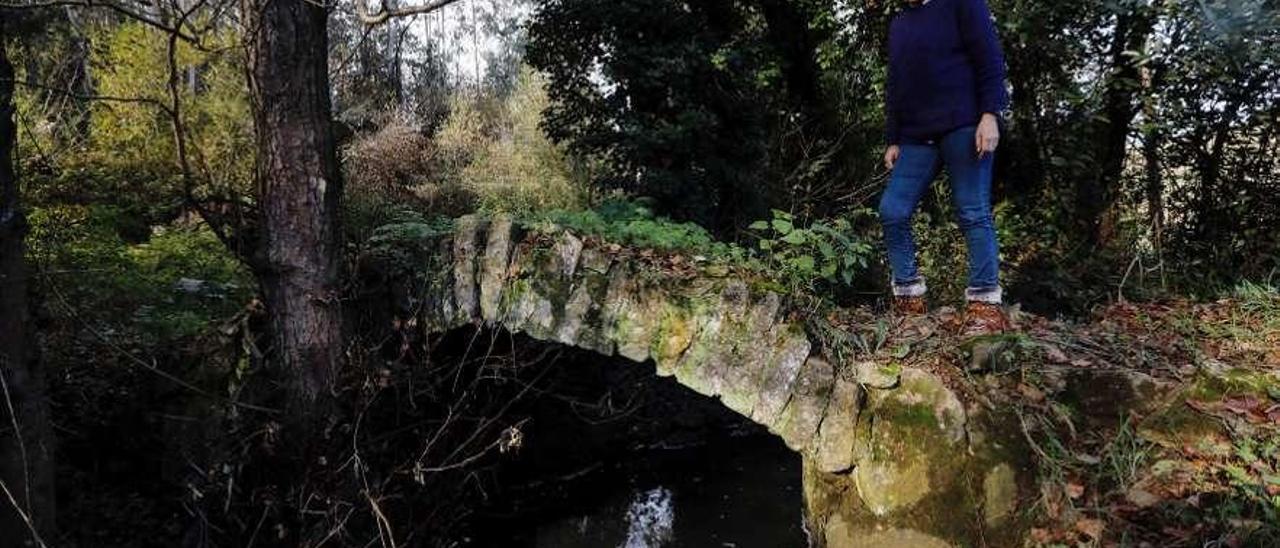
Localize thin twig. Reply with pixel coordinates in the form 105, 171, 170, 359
42, 272, 280, 414
0, 477, 48, 548
354, 0, 466, 26
0, 0, 203, 44
0, 364, 33, 531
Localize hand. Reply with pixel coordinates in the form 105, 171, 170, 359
884, 145, 901, 171
975, 113, 999, 158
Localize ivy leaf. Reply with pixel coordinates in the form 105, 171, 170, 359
782, 230, 806, 245
771, 218, 794, 234
748, 220, 769, 230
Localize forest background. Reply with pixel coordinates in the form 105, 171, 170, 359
0, 0, 1277, 545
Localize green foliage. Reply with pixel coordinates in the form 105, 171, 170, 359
451, 69, 591, 215
748, 209, 874, 292
1232, 279, 1279, 318
361, 207, 456, 278
534, 198, 875, 297
342, 68, 589, 234
1224, 436, 1280, 522
27, 204, 251, 343
536, 198, 731, 254
16, 21, 253, 228
527, 0, 874, 233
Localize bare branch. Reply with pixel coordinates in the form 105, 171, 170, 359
0, 0, 203, 44
2, 78, 172, 113
354, 0, 466, 27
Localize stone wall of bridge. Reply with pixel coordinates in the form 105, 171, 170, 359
386, 214, 1032, 547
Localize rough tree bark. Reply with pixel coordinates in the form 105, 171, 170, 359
0, 23, 56, 545
246, 0, 344, 419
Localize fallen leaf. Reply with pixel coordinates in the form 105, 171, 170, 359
1066, 482, 1085, 499
1075, 517, 1104, 539
1042, 344, 1070, 363
1223, 396, 1262, 415
1186, 399, 1219, 414
1018, 383, 1046, 403
1125, 486, 1162, 508
1266, 405, 1280, 424
1075, 453, 1101, 465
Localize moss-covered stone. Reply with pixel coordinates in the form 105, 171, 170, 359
1059, 369, 1174, 429
600, 264, 652, 361
773, 357, 835, 452
671, 281, 745, 397
550, 231, 584, 278
1136, 367, 1278, 450
799, 366, 1032, 548
557, 265, 613, 354
717, 292, 784, 415
650, 300, 699, 376
478, 215, 516, 322
982, 463, 1017, 526
812, 378, 863, 473
852, 360, 901, 389
750, 326, 811, 427
849, 372, 967, 516
962, 333, 1029, 373
451, 214, 487, 324
856, 529, 952, 548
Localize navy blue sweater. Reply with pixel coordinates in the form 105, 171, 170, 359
885, 0, 1009, 144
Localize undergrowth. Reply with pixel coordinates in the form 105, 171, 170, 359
531, 198, 877, 297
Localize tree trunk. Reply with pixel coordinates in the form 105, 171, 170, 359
0, 25, 56, 545
1004, 55, 1047, 201
1077, 3, 1160, 245
246, 0, 344, 420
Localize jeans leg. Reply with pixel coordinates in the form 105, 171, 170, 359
879, 144, 940, 294
939, 126, 1001, 302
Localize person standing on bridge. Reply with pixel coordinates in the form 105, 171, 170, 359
880, 0, 1010, 335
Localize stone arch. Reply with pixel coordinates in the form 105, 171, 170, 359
400, 214, 1030, 547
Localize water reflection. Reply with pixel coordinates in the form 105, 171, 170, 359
530, 435, 806, 548
622, 487, 676, 548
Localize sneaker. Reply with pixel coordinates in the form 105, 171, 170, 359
891, 278, 927, 317
893, 295, 927, 316
961, 301, 1008, 337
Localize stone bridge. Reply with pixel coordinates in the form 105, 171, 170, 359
390, 214, 1030, 547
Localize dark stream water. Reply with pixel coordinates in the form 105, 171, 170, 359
470, 352, 809, 548
529, 434, 806, 548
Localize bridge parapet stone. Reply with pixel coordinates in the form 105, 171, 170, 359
450, 214, 487, 325
774, 356, 836, 452
813, 377, 864, 473
717, 292, 784, 415
674, 280, 749, 397
749, 326, 811, 428
478, 215, 517, 322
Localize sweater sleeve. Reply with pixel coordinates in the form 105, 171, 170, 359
959, 0, 1009, 115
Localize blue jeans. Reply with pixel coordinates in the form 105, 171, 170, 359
879, 125, 1001, 302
